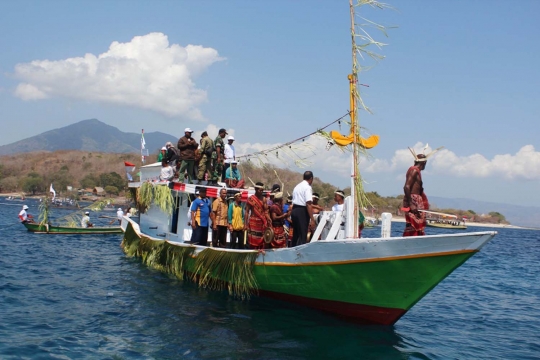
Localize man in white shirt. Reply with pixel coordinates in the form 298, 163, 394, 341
332, 190, 345, 212
291, 171, 317, 247
223, 136, 236, 181
81, 211, 93, 228
18, 205, 34, 223
116, 208, 124, 225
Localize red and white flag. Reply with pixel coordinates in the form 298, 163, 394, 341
124, 161, 136, 181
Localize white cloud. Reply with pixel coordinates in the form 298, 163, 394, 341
13, 32, 224, 119
189, 126, 352, 177
363, 143, 540, 181
185, 128, 540, 183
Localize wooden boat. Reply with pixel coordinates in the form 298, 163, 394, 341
23, 222, 122, 234
423, 210, 467, 230
121, 179, 494, 325
118, 1, 496, 325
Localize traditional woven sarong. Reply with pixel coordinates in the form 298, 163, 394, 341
403, 193, 429, 236
247, 195, 267, 249
270, 204, 287, 248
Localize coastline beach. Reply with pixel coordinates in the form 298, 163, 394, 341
391, 215, 537, 230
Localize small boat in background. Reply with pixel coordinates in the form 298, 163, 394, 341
23, 222, 122, 234
423, 210, 467, 230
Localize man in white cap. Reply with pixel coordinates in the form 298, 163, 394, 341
223, 135, 236, 181
177, 128, 198, 183
158, 146, 167, 162
116, 207, 124, 225
81, 211, 93, 228
18, 205, 34, 223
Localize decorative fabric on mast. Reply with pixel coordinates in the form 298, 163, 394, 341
326, 0, 391, 237
141, 129, 147, 164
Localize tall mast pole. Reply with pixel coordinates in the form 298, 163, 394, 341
349, 0, 359, 238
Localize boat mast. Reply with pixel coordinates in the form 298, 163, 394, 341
349, 0, 359, 238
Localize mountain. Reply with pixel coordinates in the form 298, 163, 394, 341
430, 196, 540, 228
0, 119, 177, 155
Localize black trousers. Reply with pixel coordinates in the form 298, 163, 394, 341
291, 205, 309, 247
230, 230, 245, 249
212, 225, 228, 247
192, 225, 209, 246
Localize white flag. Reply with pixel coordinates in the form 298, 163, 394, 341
50, 183, 56, 201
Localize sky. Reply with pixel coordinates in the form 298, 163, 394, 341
1, 0, 539, 207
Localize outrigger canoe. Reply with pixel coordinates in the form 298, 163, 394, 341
23, 222, 122, 234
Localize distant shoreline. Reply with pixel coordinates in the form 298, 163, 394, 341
391, 215, 538, 231
3, 193, 537, 231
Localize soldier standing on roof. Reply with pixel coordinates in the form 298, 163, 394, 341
211, 128, 227, 186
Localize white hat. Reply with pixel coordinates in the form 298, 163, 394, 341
23, 205, 29, 210
85, 211, 90, 215
161, 147, 166, 150
118, 208, 122, 211
227, 136, 235, 141
184, 127, 194, 133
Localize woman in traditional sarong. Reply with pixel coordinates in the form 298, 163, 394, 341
245, 182, 271, 249
269, 192, 291, 248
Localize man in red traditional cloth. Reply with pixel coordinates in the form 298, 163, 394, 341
401, 145, 443, 236
245, 182, 271, 249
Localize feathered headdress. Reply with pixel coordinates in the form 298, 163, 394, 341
408, 143, 444, 162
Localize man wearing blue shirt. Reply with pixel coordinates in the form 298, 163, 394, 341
190, 187, 211, 246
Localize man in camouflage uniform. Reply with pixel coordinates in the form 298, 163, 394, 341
198, 131, 214, 183
211, 128, 227, 185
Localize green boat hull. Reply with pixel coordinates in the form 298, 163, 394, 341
120, 221, 492, 325
252, 251, 475, 324
23, 222, 122, 234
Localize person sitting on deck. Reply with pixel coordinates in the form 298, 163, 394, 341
81, 211, 93, 228
18, 205, 34, 223
159, 160, 174, 181
224, 161, 245, 188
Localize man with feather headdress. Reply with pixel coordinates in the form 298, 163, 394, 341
402, 145, 442, 236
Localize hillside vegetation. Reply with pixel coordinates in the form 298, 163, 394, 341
0, 150, 508, 224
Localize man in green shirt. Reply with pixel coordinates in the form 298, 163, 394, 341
211, 128, 227, 185
197, 131, 214, 183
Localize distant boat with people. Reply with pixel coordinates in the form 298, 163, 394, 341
23, 222, 122, 234
423, 210, 467, 230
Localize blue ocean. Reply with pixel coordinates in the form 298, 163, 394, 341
1, 199, 539, 359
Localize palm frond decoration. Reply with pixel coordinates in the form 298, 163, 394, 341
153, 185, 174, 215
192, 248, 259, 299
136, 181, 153, 213
38, 197, 50, 226
121, 221, 259, 299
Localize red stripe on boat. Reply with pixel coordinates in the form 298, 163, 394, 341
258, 290, 406, 325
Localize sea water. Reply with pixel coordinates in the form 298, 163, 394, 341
1, 200, 539, 359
